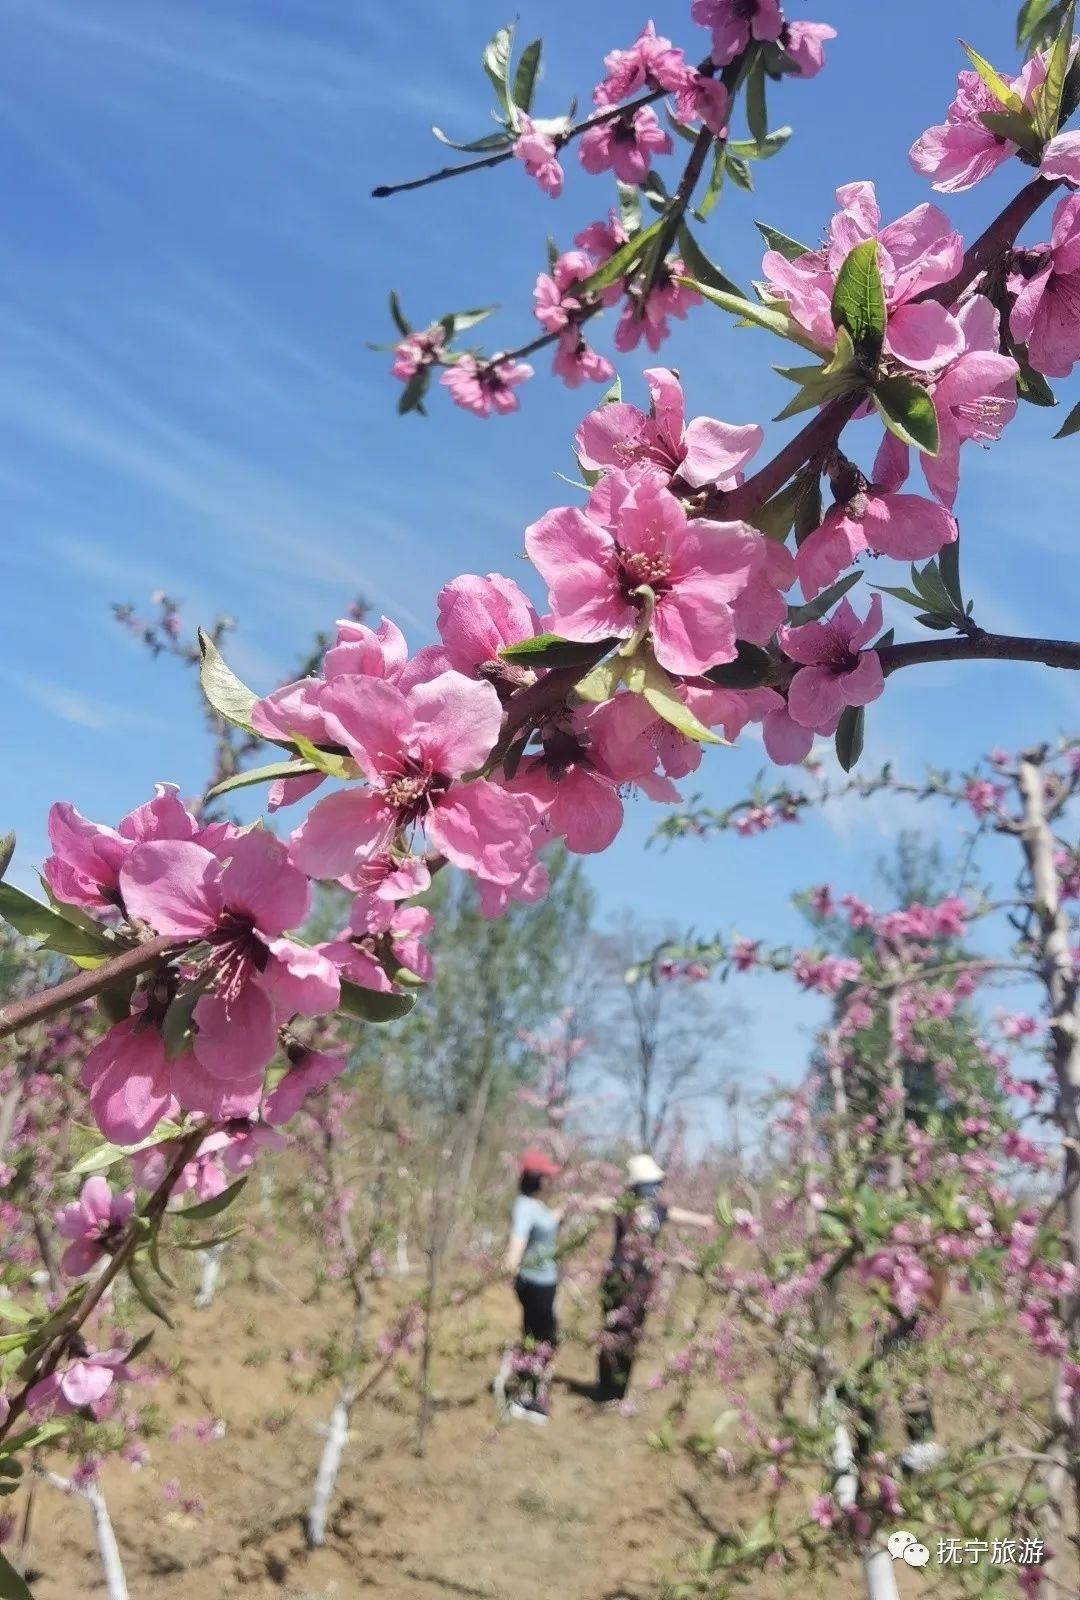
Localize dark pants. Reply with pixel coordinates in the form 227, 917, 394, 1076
515, 1276, 558, 1345
595, 1271, 650, 1401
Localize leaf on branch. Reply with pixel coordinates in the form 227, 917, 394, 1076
442, 305, 498, 337
785, 570, 863, 626
755, 220, 812, 261
430, 127, 513, 153
0, 835, 12, 884
694, 142, 726, 221
0, 1549, 33, 1600
338, 977, 416, 1024
388, 291, 411, 338
835, 706, 865, 773
703, 640, 776, 689
960, 41, 1026, 114
724, 151, 754, 191
178, 1176, 249, 1223
204, 759, 322, 803
499, 633, 614, 668
746, 56, 768, 144
397, 368, 430, 416
482, 23, 515, 115
513, 38, 542, 113
681, 279, 828, 354
68, 1122, 184, 1178
677, 224, 743, 298
128, 1261, 174, 1328
639, 656, 723, 745
1034, 0, 1077, 139
727, 127, 793, 161
1054, 395, 1080, 437
617, 181, 642, 235
575, 218, 665, 295
977, 107, 1041, 155
872, 375, 940, 455
0, 884, 121, 961
830, 239, 886, 364
197, 629, 259, 734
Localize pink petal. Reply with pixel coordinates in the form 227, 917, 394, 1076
1041, 131, 1080, 187
763, 707, 815, 763
60, 1361, 114, 1410
267, 769, 326, 812
289, 789, 394, 879
81, 1019, 177, 1145
885, 301, 964, 373
863, 494, 957, 560
426, 781, 535, 883
787, 665, 847, 729
119, 840, 219, 938
680, 417, 763, 490
409, 672, 504, 778
838, 650, 885, 708
216, 829, 309, 934
193, 981, 278, 1080
525, 505, 630, 642
259, 938, 340, 1020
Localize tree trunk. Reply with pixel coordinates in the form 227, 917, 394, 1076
194, 1244, 225, 1309
46, 1474, 129, 1600
832, 1422, 901, 1600
305, 1384, 356, 1549
1017, 752, 1080, 1589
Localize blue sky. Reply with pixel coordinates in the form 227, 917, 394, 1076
1, 0, 1075, 1094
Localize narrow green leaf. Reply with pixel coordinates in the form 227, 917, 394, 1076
751, 478, 801, 542
179, 1176, 248, 1223
938, 538, 963, 608
68, 1122, 184, 1178
446, 305, 497, 335
513, 38, 542, 113
676, 225, 743, 298
871, 584, 931, 609
616, 181, 643, 236
639, 172, 669, 214
290, 735, 352, 778
727, 127, 792, 161
746, 58, 768, 144
830, 240, 886, 363
397, 367, 430, 416
430, 127, 513, 153
574, 218, 665, 296
793, 471, 823, 545
499, 633, 615, 668
173, 1227, 243, 1251
0, 836, 13, 884
1018, 0, 1061, 50
872, 376, 940, 455
724, 152, 754, 191
694, 143, 726, 221
482, 23, 514, 114
0, 885, 119, 960
640, 657, 722, 745
835, 706, 865, 773
338, 977, 416, 1024
198, 629, 259, 734
205, 759, 322, 803
960, 42, 1025, 114
574, 658, 625, 704
1035, 0, 1076, 138
388, 291, 411, 338
786, 571, 863, 626
755, 220, 812, 262
127, 1261, 174, 1328
160, 986, 201, 1061
1054, 395, 1080, 437
0, 1421, 66, 1457
978, 108, 1041, 154
682, 280, 828, 354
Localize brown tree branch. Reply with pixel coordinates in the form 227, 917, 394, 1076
0, 935, 190, 1041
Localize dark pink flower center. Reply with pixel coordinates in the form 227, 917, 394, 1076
207, 909, 267, 1003
621, 548, 672, 598
382, 768, 450, 826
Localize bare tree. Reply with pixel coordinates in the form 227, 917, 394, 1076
588, 924, 744, 1151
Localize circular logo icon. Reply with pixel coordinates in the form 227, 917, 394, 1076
904, 1543, 931, 1568
887, 1531, 916, 1559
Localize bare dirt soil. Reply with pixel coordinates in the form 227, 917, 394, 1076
29, 1251, 915, 1600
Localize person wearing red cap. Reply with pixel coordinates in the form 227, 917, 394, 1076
500, 1148, 564, 1425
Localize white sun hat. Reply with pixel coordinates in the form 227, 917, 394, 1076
626, 1153, 665, 1186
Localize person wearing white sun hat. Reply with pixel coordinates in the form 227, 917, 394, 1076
591, 1154, 712, 1403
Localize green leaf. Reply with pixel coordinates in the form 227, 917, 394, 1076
694, 143, 726, 221
397, 368, 430, 416
0, 885, 119, 961
755, 220, 812, 261
1019, 0, 1062, 50
1034, 0, 1076, 139
978, 108, 1041, 155
938, 538, 963, 609
445, 305, 497, 336
786, 571, 863, 626
960, 42, 1026, 114
573, 658, 625, 704
772, 355, 860, 421
751, 478, 801, 542
1010, 338, 1057, 406
727, 127, 792, 161
512, 38, 542, 113
640, 656, 722, 745
0, 1549, 34, 1600
616, 182, 642, 235
482, 23, 514, 114
703, 641, 776, 690
639, 172, 669, 214
290, 735, 353, 779
148, 1225, 176, 1289
205, 758, 322, 803
871, 583, 928, 609
388, 291, 411, 338
682, 280, 828, 354
68, 1121, 184, 1178
173, 1227, 243, 1251
793, 471, 823, 545
127, 1261, 174, 1328
0, 1421, 66, 1457
499, 633, 615, 669
197, 629, 259, 734
746, 57, 768, 144
338, 977, 416, 1024
1054, 395, 1080, 437
0, 835, 13, 884
0, 1304, 31, 1328
724, 152, 754, 191
835, 706, 865, 773
430, 127, 513, 153
160, 986, 201, 1061
179, 1176, 248, 1223
676, 225, 743, 298
830, 240, 886, 363
872, 375, 940, 455
574, 218, 665, 296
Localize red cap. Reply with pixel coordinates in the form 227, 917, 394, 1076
520, 1147, 562, 1177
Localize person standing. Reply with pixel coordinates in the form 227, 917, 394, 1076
500, 1148, 563, 1425
594, 1154, 711, 1404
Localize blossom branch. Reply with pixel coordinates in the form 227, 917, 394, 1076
879, 631, 1080, 676
0, 934, 190, 1042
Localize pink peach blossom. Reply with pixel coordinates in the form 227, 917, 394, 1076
513, 114, 564, 198
44, 785, 199, 912
440, 355, 533, 417
579, 105, 672, 185
691, 0, 783, 65
526, 469, 763, 675
1008, 193, 1080, 378
593, 22, 688, 106
779, 595, 885, 731
575, 367, 762, 491
263, 1051, 347, 1125
55, 1176, 135, 1277
783, 21, 836, 79
911, 56, 1046, 193
794, 491, 957, 600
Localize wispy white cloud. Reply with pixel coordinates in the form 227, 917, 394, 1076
4, 670, 159, 732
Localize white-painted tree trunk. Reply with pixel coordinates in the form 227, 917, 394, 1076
46, 1474, 129, 1600
832, 1423, 900, 1600
194, 1243, 225, 1308
394, 1229, 411, 1276
306, 1384, 356, 1548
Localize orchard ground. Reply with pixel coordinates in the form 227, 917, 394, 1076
32, 1195, 1001, 1600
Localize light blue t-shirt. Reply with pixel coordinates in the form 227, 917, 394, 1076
511, 1195, 559, 1286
